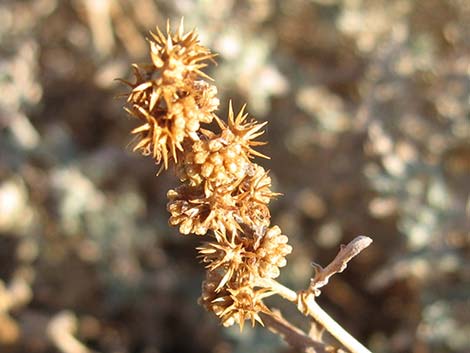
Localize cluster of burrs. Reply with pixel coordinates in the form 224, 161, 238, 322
121, 20, 292, 329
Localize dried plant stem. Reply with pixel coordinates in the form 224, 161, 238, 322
255, 277, 297, 301
259, 278, 371, 353
260, 311, 334, 353
309, 236, 373, 296
257, 235, 373, 353
302, 295, 372, 353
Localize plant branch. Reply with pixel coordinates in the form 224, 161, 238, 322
308, 236, 373, 296
300, 294, 372, 353
257, 236, 373, 353
259, 279, 372, 353
260, 310, 340, 353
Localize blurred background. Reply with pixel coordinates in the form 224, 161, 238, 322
0, 0, 469, 352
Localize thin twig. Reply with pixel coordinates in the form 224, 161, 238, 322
301, 295, 372, 353
261, 310, 338, 353
309, 236, 373, 296
259, 279, 372, 353
257, 236, 373, 353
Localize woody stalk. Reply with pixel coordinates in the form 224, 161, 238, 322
119, 19, 372, 353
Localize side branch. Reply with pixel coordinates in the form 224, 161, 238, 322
260, 311, 341, 353
257, 236, 373, 353
300, 294, 372, 353
259, 277, 372, 353
308, 236, 373, 296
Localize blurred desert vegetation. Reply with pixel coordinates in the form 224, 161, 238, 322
0, 0, 469, 352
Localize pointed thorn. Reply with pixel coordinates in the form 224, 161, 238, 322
194, 69, 214, 81
156, 163, 165, 176
114, 78, 134, 87
155, 26, 166, 44
133, 81, 153, 92
246, 130, 266, 140
133, 138, 150, 151
193, 54, 216, 63
228, 100, 234, 123
167, 32, 173, 50
171, 142, 178, 164
214, 116, 226, 130
149, 31, 160, 43
162, 147, 169, 170
249, 149, 270, 159
239, 318, 245, 332
131, 123, 151, 134
238, 104, 247, 119
254, 313, 264, 326
178, 17, 184, 38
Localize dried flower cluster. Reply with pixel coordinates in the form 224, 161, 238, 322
122, 20, 292, 328
120, 20, 373, 353
121, 20, 219, 169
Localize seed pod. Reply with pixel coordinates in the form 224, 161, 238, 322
121, 20, 217, 169
199, 271, 272, 330
167, 184, 240, 235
